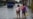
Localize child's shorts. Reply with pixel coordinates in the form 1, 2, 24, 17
22, 11, 25, 15
16, 11, 20, 14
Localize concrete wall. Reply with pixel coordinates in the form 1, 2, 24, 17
15, 0, 20, 2
15, 0, 32, 6
27, 0, 32, 6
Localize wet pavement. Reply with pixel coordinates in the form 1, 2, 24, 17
0, 4, 32, 19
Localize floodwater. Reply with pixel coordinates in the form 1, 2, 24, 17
0, 4, 32, 19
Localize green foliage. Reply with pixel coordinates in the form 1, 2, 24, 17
28, 6, 31, 9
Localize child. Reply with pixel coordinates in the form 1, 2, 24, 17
21, 4, 27, 18
16, 5, 20, 18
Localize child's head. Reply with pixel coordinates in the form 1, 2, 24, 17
17, 5, 20, 7
23, 4, 25, 6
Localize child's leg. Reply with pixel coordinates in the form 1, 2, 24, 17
16, 13, 18, 18
24, 12, 26, 19
22, 11, 24, 17
16, 13, 18, 19
23, 11, 25, 16
16, 11, 18, 18
24, 12, 25, 16
22, 13, 24, 18
19, 12, 20, 18
22, 11, 25, 18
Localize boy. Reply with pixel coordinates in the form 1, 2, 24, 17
21, 4, 27, 18
16, 5, 20, 18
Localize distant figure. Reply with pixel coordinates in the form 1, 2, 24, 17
21, 4, 27, 18
16, 5, 20, 18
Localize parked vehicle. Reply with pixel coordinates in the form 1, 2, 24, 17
7, 2, 15, 8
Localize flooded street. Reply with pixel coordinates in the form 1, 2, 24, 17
0, 4, 32, 19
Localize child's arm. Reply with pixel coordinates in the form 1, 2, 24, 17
20, 6, 22, 10
26, 9, 27, 13
25, 7, 27, 13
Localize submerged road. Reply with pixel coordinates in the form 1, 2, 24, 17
0, 4, 32, 19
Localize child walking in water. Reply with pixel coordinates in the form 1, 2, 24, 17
21, 4, 27, 18
16, 5, 20, 18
